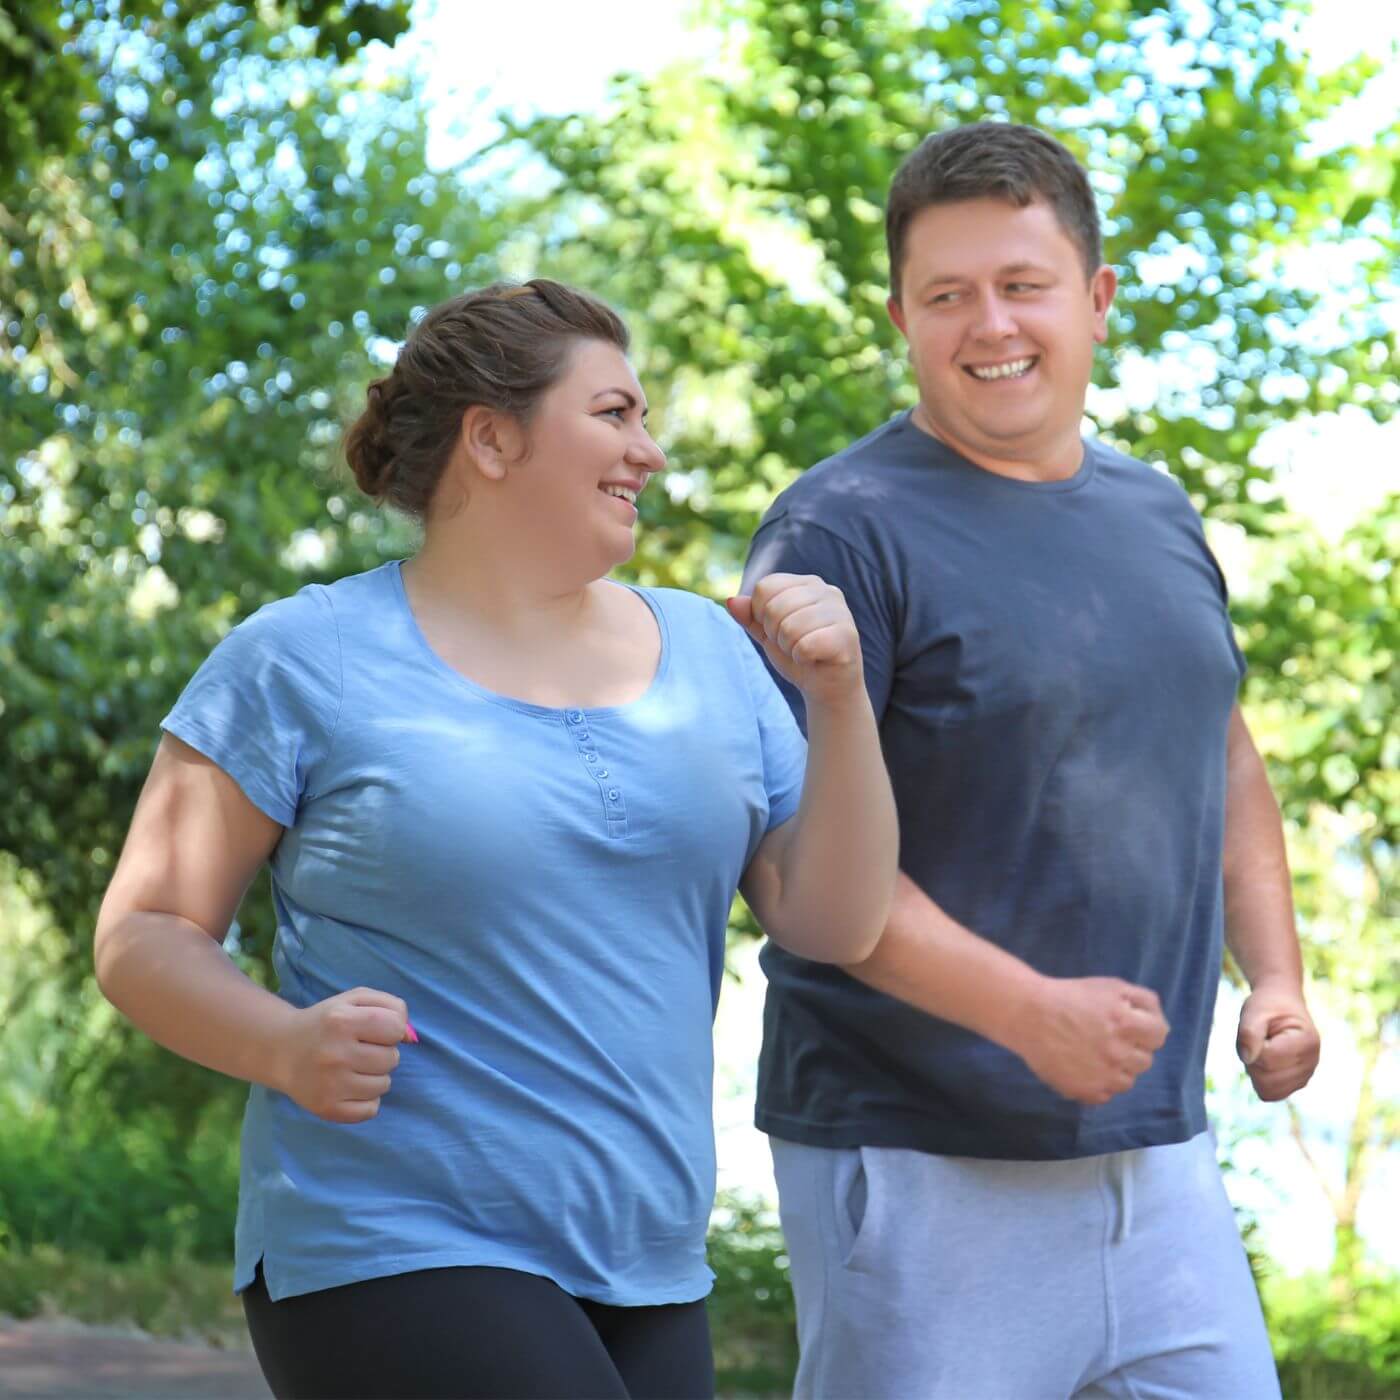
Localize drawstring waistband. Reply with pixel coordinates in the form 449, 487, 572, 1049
1108, 1152, 1134, 1243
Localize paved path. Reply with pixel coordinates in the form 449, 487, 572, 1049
0, 1319, 269, 1399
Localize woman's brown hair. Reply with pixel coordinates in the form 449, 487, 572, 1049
344, 280, 630, 518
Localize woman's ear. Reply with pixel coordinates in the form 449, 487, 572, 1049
460, 405, 525, 481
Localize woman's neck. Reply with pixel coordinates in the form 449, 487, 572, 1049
401, 526, 600, 648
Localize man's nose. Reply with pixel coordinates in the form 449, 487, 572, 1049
970, 292, 1018, 340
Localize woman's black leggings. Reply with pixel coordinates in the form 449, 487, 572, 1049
242, 1262, 714, 1400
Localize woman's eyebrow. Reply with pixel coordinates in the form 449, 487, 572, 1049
591, 388, 649, 417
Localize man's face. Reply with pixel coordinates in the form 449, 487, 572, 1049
888, 197, 1116, 470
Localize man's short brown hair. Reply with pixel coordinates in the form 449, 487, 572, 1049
886, 123, 1103, 300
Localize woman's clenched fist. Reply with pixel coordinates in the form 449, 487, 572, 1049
276, 987, 414, 1123
726, 573, 864, 709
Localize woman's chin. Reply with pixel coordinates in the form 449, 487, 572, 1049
604, 530, 639, 569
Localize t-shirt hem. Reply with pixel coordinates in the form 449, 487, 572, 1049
755, 1105, 1205, 1162
766, 790, 802, 832
237, 1248, 715, 1308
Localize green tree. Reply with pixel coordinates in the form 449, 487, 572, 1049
0, 1, 409, 184
1237, 498, 1399, 1299
501, 0, 1394, 583
0, 0, 514, 1119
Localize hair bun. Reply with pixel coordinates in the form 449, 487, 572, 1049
345, 374, 400, 499
341, 281, 630, 520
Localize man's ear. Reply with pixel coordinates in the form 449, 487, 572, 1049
460, 405, 524, 481
1089, 264, 1117, 344
887, 294, 909, 339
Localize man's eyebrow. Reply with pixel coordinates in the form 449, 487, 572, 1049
916, 261, 1056, 291
591, 387, 649, 417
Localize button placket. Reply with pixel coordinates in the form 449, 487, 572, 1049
563, 711, 627, 837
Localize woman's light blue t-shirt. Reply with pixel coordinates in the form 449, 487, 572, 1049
161, 561, 806, 1304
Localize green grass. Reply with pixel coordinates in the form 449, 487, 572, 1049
1265, 1270, 1400, 1400
0, 1246, 247, 1348
0, 1238, 792, 1394
2, 1242, 1398, 1400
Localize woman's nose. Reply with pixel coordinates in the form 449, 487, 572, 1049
629, 429, 666, 474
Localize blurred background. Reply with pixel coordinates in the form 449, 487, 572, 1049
1, 1, 1395, 1395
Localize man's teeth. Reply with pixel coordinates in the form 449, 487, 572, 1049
602, 485, 638, 505
968, 358, 1035, 381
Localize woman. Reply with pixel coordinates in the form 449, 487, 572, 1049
94, 280, 897, 1399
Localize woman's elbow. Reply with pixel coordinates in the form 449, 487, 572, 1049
92, 902, 140, 1003
92, 916, 122, 1000
769, 908, 886, 966
837, 915, 886, 967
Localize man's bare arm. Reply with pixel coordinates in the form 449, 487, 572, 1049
1222, 705, 1320, 1101
841, 872, 1168, 1106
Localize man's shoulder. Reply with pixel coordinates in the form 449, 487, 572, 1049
1090, 439, 1195, 510
762, 413, 928, 542
780, 413, 917, 498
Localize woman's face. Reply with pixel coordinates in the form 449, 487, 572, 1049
498, 338, 666, 578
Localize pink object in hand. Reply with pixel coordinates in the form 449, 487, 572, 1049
404, 1020, 420, 1045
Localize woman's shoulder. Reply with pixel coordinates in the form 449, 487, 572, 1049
631, 583, 717, 612
233, 562, 395, 648
629, 586, 767, 691
628, 584, 737, 641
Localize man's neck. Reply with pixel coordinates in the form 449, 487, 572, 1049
910, 405, 1086, 484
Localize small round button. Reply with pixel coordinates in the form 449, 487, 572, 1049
597, 769, 609, 779
583, 752, 597, 763
607, 789, 620, 801
568, 710, 584, 724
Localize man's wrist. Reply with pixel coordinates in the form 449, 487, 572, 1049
1244, 971, 1307, 1000
986, 962, 1055, 1059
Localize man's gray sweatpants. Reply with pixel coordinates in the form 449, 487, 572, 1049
771, 1131, 1281, 1399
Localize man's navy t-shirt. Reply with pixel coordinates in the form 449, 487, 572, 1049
741, 413, 1246, 1161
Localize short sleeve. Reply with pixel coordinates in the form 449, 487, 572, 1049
1184, 500, 1248, 685
728, 614, 808, 833
741, 512, 899, 734
1202, 539, 1248, 684
160, 586, 343, 826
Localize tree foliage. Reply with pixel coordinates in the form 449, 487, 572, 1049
0, 1, 409, 184
1237, 498, 1399, 1289
1, 2, 1396, 1286
0, 0, 496, 1113
503, 0, 1396, 594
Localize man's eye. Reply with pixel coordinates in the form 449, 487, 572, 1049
927, 292, 958, 306
1008, 283, 1043, 294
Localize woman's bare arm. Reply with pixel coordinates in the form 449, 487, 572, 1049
95, 735, 409, 1123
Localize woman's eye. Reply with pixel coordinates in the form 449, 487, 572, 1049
599, 406, 627, 420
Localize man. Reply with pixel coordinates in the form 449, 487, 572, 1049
740, 122, 1320, 1399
